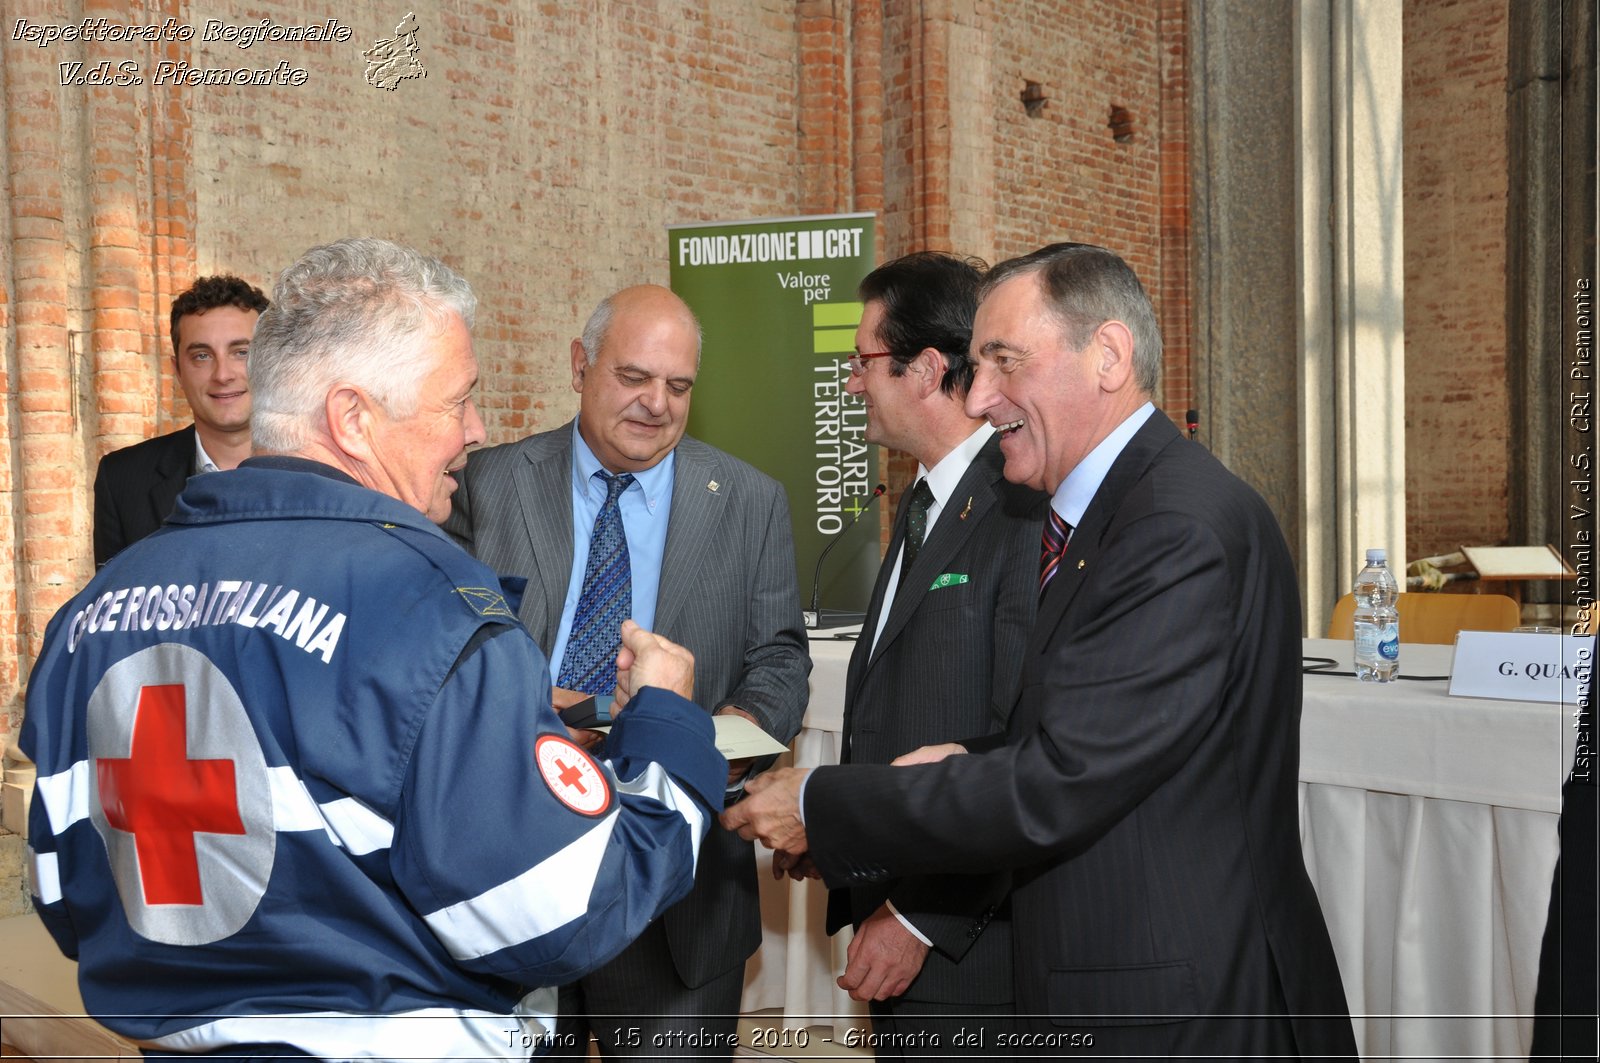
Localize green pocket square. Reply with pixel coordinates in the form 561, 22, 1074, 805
929, 573, 970, 590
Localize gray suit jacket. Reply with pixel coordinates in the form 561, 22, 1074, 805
443, 421, 811, 987
830, 436, 1043, 1007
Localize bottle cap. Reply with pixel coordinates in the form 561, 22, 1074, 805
1365, 548, 1387, 564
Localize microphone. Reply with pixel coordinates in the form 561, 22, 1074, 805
1185, 408, 1199, 440
805, 483, 887, 629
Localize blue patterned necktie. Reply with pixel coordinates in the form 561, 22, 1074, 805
557, 471, 635, 693
1039, 508, 1071, 597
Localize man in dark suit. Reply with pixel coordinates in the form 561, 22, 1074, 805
91, 275, 269, 566
793, 252, 1042, 1052
727, 244, 1358, 1060
443, 284, 810, 1061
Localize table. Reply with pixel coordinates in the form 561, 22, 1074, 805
1298, 638, 1572, 1060
743, 632, 1578, 1060
739, 630, 867, 1031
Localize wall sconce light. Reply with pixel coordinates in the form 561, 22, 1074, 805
1108, 104, 1135, 142
1021, 81, 1048, 117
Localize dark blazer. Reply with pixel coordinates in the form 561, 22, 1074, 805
828, 435, 1043, 1007
806, 414, 1358, 1057
443, 421, 811, 989
92, 425, 196, 567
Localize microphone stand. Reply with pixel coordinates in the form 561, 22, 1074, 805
805, 483, 886, 629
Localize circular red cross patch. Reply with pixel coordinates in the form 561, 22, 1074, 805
534, 734, 612, 817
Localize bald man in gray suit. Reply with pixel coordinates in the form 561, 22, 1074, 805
443, 285, 810, 1062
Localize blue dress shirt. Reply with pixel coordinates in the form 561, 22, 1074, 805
549, 423, 676, 679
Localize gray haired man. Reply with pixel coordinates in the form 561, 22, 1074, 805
23, 238, 726, 1059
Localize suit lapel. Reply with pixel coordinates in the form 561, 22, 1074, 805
511, 429, 577, 646
870, 439, 1005, 668
653, 438, 722, 638
149, 426, 195, 527
843, 487, 911, 707
1030, 414, 1182, 654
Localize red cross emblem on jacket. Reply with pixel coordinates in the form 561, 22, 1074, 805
96, 684, 246, 906
85, 643, 275, 945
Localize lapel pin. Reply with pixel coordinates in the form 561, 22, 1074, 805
1077, 559, 1086, 570
707, 480, 720, 493
959, 496, 973, 520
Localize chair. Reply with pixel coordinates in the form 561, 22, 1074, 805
1325, 592, 1522, 644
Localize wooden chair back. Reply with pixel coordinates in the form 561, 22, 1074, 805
1325, 592, 1522, 644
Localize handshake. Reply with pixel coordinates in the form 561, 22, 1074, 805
720, 742, 967, 862
577, 622, 969, 860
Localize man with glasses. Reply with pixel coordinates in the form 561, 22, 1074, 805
445, 284, 810, 1061
787, 252, 1044, 1054
728, 243, 1357, 1059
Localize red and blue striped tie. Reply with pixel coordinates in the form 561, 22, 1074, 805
1039, 508, 1071, 596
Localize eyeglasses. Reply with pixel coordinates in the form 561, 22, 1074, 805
847, 351, 896, 376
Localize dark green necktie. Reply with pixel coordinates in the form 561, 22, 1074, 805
902, 479, 935, 573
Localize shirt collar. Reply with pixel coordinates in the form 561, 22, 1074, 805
570, 420, 674, 513
916, 422, 996, 507
1052, 402, 1156, 527
194, 431, 219, 475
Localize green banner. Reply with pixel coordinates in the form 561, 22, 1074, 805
669, 213, 878, 616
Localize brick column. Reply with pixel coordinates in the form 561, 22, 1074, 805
86, 0, 159, 448
5, 16, 80, 728
851, 0, 884, 221
798, 0, 852, 215
0, 0, 192, 759
1156, 0, 1192, 422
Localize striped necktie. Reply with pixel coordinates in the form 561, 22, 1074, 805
1039, 508, 1071, 596
557, 471, 635, 693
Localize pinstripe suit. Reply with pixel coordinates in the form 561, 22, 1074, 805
443, 421, 810, 1054
805, 415, 1357, 1059
828, 435, 1042, 1040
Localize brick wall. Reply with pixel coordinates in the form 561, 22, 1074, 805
191, 1, 799, 443
987, 0, 1191, 420
1, 0, 806, 789
865, 1, 1190, 517
1402, 0, 1511, 559
1, 2, 1521, 912
2, 0, 195, 759
0, 0, 1195, 771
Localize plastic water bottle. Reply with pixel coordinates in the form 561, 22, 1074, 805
1352, 548, 1399, 682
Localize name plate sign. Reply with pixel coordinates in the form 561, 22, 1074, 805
1448, 631, 1595, 703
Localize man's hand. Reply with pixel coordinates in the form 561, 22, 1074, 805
890, 742, 967, 767
564, 726, 605, 751
550, 688, 604, 746
550, 686, 605, 748
550, 686, 589, 711
614, 619, 694, 707
721, 767, 809, 852
771, 849, 819, 881
714, 705, 762, 788
837, 903, 930, 1002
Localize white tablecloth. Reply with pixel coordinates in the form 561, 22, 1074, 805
741, 633, 1577, 1060
740, 630, 867, 1030
1297, 638, 1572, 1060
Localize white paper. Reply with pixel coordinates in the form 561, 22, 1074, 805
712, 714, 791, 759
1448, 631, 1595, 703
